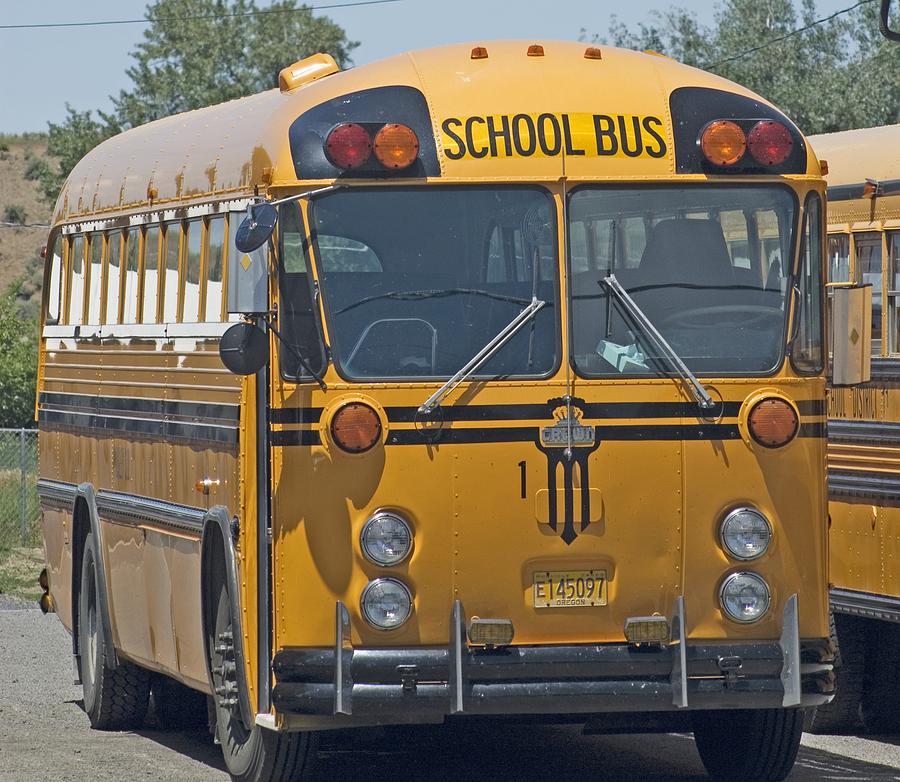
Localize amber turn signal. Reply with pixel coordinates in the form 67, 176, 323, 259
468, 617, 515, 647
330, 402, 382, 453
748, 398, 799, 448
700, 120, 746, 166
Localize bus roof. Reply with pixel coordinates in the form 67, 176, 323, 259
53, 40, 819, 227
808, 124, 900, 188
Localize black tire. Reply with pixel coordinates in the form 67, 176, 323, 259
151, 673, 209, 730
77, 532, 151, 730
806, 612, 866, 734
861, 620, 900, 734
209, 580, 317, 782
693, 708, 803, 782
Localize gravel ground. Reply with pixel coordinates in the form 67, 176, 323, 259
4, 606, 900, 781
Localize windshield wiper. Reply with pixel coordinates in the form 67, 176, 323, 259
335, 288, 532, 316
418, 297, 545, 414
602, 275, 715, 410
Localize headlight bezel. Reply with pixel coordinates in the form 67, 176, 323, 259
360, 511, 413, 567
719, 506, 772, 561
719, 571, 771, 624
360, 577, 413, 630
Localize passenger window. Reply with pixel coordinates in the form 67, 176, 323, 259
317, 235, 381, 272
183, 219, 203, 322
205, 217, 225, 321
888, 233, 900, 355
106, 232, 122, 324
828, 234, 850, 283
68, 235, 85, 325
855, 232, 883, 354
45, 234, 63, 325
123, 228, 140, 324
162, 222, 181, 323
142, 226, 160, 323
87, 233, 103, 324
793, 193, 823, 373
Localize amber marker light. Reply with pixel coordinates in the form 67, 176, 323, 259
747, 120, 793, 166
700, 120, 746, 166
527, 44, 545, 56
330, 402, 382, 453
584, 46, 603, 59
748, 398, 799, 448
373, 123, 419, 170
470, 46, 488, 59
325, 122, 372, 170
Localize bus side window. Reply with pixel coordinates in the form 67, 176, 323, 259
87, 233, 104, 324
828, 234, 850, 283
162, 222, 181, 323
106, 231, 122, 324
123, 227, 141, 324
758, 209, 785, 293
889, 233, 900, 354
183, 219, 203, 322
205, 216, 226, 321
719, 210, 751, 271
45, 233, 63, 325
793, 193, 823, 373
68, 234, 85, 325
142, 225, 160, 324
855, 232, 883, 355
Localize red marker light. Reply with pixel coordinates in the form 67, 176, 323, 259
748, 121, 793, 166
325, 123, 372, 170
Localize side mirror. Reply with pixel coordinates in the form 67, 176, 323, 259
832, 284, 872, 385
235, 202, 277, 253
881, 0, 900, 41
219, 321, 268, 375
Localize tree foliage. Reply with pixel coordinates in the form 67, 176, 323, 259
42, 0, 358, 204
584, 0, 900, 134
0, 283, 39, 428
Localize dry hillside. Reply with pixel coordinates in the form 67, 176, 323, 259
0, 135, 52, 302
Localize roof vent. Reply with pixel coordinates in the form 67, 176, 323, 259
279, 53, 339, 93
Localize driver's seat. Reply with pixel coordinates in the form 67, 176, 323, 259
631, 218, 736, 323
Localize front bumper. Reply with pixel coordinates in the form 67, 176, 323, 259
271, 596, 834, 724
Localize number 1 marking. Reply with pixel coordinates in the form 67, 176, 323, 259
518, 460, 526, 498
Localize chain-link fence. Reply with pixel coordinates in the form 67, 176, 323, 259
0, 429, 39, 549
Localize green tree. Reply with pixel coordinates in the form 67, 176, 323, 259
0, 285, 39, 428
43, 0, 357, 204
584, 0, 900, 134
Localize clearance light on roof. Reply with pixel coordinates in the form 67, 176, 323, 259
747, 120, 793, 166
527, 44, 545, 56
325, 123, 371, 170
470, 46, 489, 59
700, 120, 746, 166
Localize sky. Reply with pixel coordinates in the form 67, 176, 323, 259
0, 0, 854, 134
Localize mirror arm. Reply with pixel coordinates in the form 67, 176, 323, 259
261, 184, 344, 210
261, 315, 327, 391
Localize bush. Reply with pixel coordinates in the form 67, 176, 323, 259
23, 156, 50, 182
2, 205, 25, 225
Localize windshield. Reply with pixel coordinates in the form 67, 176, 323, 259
307, 187, 560, 380
568, 186, 796, 376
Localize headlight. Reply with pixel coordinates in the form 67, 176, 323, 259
361, 578, 412, 630
719, 572, 771, 623
720, 507, 771, 560
361, 512, 412, 566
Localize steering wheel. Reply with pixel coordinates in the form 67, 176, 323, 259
659, 305, 782, 330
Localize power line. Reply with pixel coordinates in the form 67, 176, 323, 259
705, 0, 876, 69
0, 0, 399, 30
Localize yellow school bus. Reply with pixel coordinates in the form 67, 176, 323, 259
38, 41, 838, 782
807, 124, 900, 734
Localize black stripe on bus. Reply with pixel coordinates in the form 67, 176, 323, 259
38, 408, 238, 446
39, 391, 240, 424
827, 178, 900, 202
829, 419, 900, 447
829, 469, 900, 505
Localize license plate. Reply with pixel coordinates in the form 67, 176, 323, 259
533, 570, 607, 609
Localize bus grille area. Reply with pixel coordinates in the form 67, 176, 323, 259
271, 597, 835, 723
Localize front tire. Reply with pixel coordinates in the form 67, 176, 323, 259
693, 708, 803, 782
209, 580, 317, 782
805, 612, 865, 734
77, 532, 151, 730
861, 620, 900, 734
